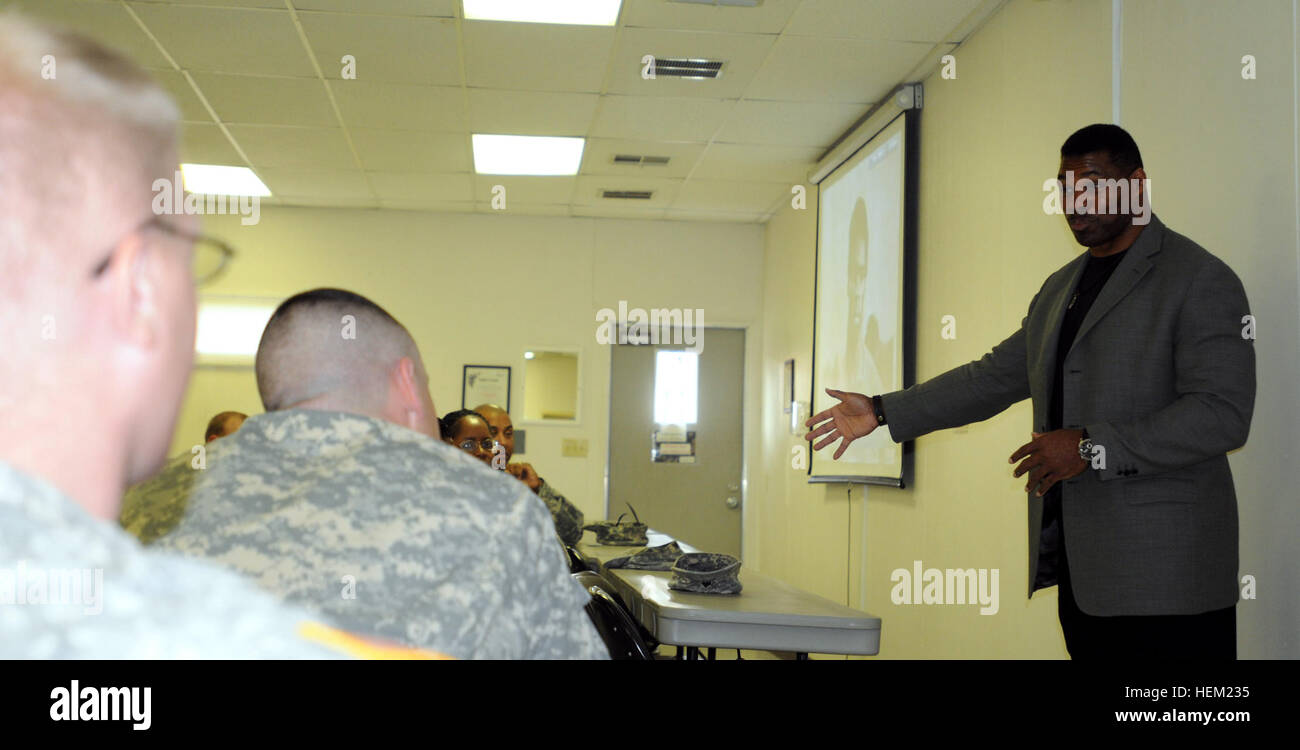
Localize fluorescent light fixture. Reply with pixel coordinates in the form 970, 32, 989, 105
195, 302, 275, 362
463, 0, 622, 26
653, 350, 698, 425
472, 134, 585, 176
180, 163, 271, 197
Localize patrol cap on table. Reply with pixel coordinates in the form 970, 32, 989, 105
669, 553, 743, 595
582, 503, 648, 546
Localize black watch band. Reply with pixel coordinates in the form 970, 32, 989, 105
871, 395, 887, 426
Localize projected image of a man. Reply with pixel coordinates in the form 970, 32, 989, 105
845, 197, 893, 400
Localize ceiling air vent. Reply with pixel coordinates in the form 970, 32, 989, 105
613, 154, 671, 166
602, 190, 654, 200
648, 57, 724, 80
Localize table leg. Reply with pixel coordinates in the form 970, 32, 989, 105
707, 647, 716, 661
796, 652, 809, 660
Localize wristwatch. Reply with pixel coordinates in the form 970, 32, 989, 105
870, 395, 887, 426
1077, 428, 1094, 463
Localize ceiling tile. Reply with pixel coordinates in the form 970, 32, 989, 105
150, 69, 213, 123
690, 143, 821, 183
606, 28, 775, 99
351, 129, 471, 172
473, 176, 577, 206
785, 0, 986, 43
370, 172, 474, 203
620, 0, 802, 34
256, 167, 373, 200
190, 73, 337, 127
581, 138, 706, 178
462, 21, 616, 93
467, 89, 600, 136
673, 178, 788, 213
130, 4, 316, 77
13, 0, 171, 68
293, 0, 458, 16
716, 99, 869, 147
226, 125, 356, 169
331, 82, 466, 132
591, 95, 733, 142
746, 36, 930, 103
178, 123, 243, 166
299, 13, 462, 86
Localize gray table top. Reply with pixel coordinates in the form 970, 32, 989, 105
575, 538, 882, 655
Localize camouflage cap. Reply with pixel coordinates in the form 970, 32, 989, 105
582, 503, 648, 546
604, 541, 684, 571
668, 553, 743, 595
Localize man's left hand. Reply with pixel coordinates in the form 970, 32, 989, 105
505, 462, 542, 493
1009, 429, 1087, 496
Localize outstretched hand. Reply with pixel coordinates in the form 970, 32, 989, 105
803, 388, 878, 460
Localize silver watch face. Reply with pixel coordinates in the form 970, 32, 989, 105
1078, 438, 1094, 460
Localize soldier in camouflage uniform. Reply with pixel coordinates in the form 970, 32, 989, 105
0, 17, 359, 659
476, 404, 586, 547
123, 290, 608, 660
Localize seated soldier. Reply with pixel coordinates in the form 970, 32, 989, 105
0, 15, 358, 659
440, 409, 495, 466
121, 288, 607, 660
205, 410, 247, 442
475, 404, 584, 547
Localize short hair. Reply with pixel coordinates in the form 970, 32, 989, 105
0, 13, 180, 298
204, 411, 246, 441
440, 409, 486, 439
255, 288, 418, 412
1060, 123, 1143, 174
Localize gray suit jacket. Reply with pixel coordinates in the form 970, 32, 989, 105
879, 215, 1255, 616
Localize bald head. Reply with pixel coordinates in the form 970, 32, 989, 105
256, 289, 440, 437
474, 404, 514, 460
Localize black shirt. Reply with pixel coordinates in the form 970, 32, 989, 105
1034, 248, 1128, 590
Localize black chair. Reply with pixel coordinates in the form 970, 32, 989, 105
565, 545, 590, 574
572, 571, 655, 660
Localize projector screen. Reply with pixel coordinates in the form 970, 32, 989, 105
810, 112, 911, 485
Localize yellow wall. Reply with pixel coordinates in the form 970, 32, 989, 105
751, 0, 1299, 659
173, 208, 764, 528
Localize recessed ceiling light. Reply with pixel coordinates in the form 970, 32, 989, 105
463, 0, 623, 26
195, 302, 275, 358
180, 164, 271, 197
472, 134, 585, 176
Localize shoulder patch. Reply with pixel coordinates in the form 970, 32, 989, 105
297, 621, 453, 660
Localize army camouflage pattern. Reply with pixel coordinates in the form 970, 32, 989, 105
668, 553, 743, 595
121, 409, 608, 660
0, 461, 343, 659
537, 479, 583, 547
583, 505, 648, 546
605, 541, 685, 571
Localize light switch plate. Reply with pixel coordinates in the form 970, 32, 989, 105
562, 438, 588, 458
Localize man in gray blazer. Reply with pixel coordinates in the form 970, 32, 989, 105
805, 124, 1255, 659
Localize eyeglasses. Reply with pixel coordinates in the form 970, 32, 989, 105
90, 216, 235, 287
458, 438, 497, 453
